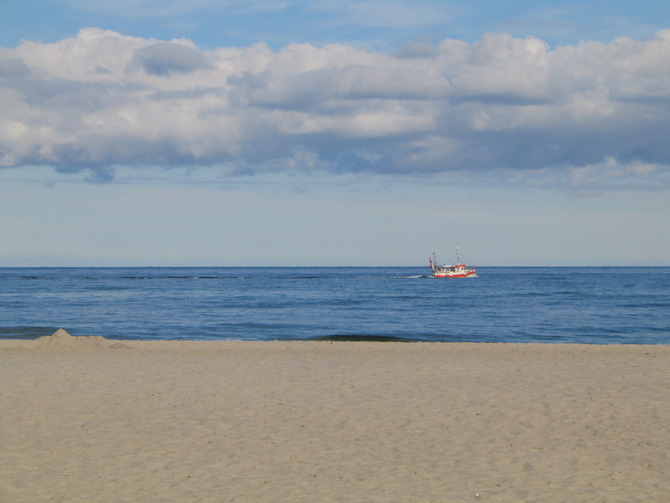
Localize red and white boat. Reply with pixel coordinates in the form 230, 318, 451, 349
429, 249, 477, 278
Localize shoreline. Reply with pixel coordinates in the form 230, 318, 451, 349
2, 332, 669, 502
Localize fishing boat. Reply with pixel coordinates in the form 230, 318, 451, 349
429, 249, 477, 278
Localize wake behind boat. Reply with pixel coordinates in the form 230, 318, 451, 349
429, 249, 477, 278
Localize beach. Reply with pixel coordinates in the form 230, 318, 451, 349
2, 331, 669, 502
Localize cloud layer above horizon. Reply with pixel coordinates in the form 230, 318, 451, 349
1, 28, 669, 189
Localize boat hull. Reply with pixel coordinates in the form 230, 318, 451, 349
431, 270, 477, 278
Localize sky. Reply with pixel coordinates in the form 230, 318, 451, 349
1, 1, 669, 266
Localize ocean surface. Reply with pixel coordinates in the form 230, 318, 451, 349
1, 267, 668, 344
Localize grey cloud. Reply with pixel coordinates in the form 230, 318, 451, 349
393, 42, 440, 59
0, 57, 31, 77
132, 43, 212, 76
1, 28, 669, 189
19, 78, 144, 112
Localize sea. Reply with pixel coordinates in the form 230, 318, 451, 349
1, 267, 668, 344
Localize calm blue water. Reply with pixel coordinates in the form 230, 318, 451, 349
1, 267, 668, 344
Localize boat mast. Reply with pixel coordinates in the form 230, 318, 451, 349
455, 247, 463, 265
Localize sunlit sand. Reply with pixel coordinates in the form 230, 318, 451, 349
2, 330, 668, 502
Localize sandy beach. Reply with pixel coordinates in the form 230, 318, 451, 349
1, 330, 669, 502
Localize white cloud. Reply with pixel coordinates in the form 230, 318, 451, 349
1, 27, 669, 189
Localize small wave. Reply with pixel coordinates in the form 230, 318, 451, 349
307, 334, 421, 342
120, 275, 221, 280
0, 326, 57, 339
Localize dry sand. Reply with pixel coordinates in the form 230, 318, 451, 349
1, 330, 669, 502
